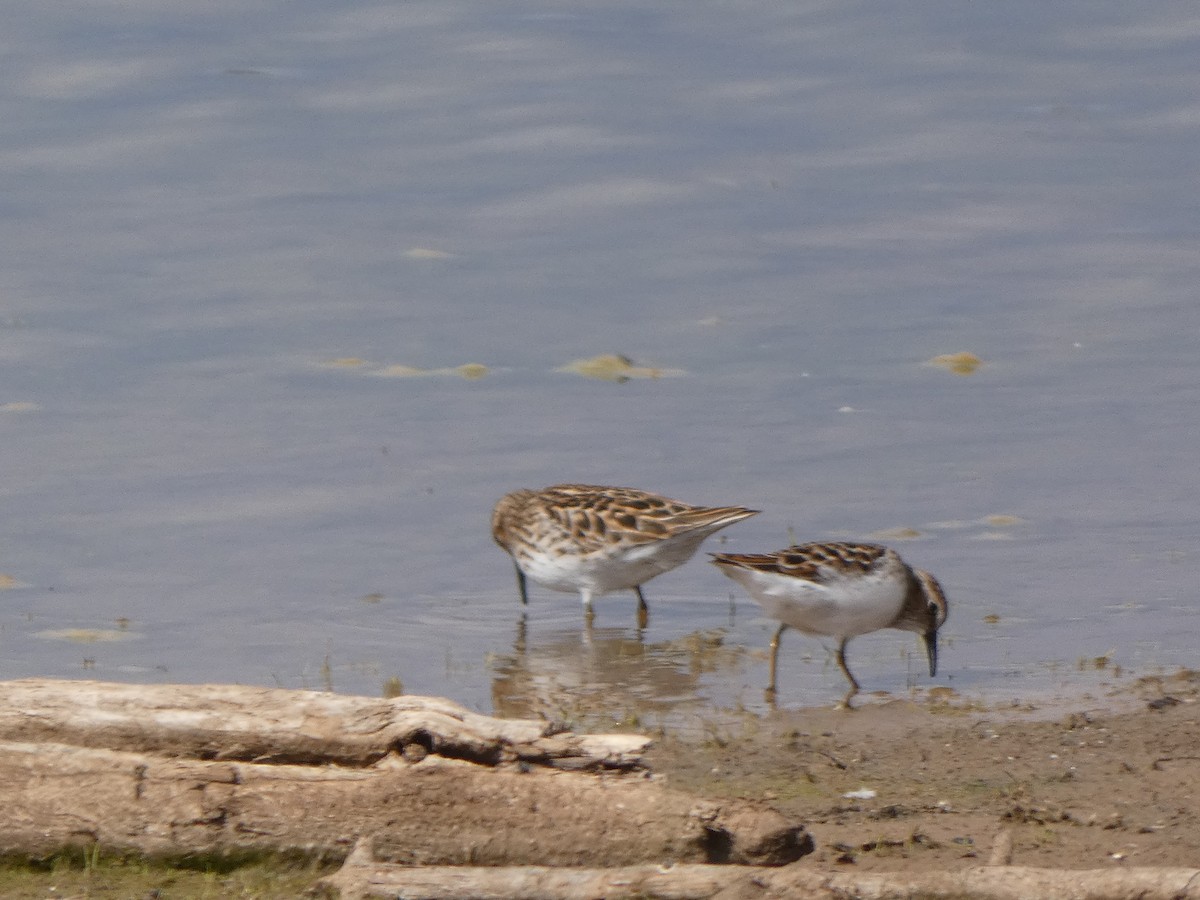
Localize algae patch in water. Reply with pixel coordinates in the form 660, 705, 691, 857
983, 514, 1025, 527
35, 628, 144, 643
403, 247, 455, 259
868, 526, 923, 542
318, 358, 488, 379
558, 354, 685, 383
928, 352, 983, 375
372, 362, 489, 379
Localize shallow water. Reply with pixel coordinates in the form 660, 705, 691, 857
2, 3, 1198, 717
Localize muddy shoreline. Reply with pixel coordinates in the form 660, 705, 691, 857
1, 673, 1198, 897
645, 670, 1200, 872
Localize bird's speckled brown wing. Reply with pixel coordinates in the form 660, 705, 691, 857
711, 541, 890, 583
495, 484, 757, 556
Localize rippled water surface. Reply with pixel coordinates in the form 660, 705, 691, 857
2, 3, 1198, 718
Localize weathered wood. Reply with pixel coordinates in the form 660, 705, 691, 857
319, 848, 1200, 900
0, 739, 806, 865
0, 679, 809, 867
0, 678, 645, 769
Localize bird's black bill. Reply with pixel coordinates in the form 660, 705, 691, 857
515, 566, 529, 605
923, 630, 938, 677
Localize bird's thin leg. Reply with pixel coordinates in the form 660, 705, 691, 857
767, 623, 787, 697
835, 638, 860, 710
581, 588, 596, 627
634, 586, 649, 629
514, 565, 529, 606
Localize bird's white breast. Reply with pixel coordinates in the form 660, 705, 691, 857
517, 529, 712, 596
723, 565, 907, 639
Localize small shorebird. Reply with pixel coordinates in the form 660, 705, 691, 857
492, 484, 759, 625
710, 542, 948, 707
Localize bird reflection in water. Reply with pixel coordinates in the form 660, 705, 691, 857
490, 615, 747, 725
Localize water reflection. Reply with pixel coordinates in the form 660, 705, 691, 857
489, 616, 748, 725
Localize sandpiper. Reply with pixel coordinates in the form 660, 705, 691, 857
711, 541, 948, 707
492, 484, 759, 626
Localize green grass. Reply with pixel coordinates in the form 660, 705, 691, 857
0, 848, 335, 899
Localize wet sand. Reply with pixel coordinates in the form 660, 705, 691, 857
644, 670, 1200, 871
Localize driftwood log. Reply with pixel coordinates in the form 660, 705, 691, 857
318, 841, 1200, 900
0, 678, 808, 866
0, 678, 647, 769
